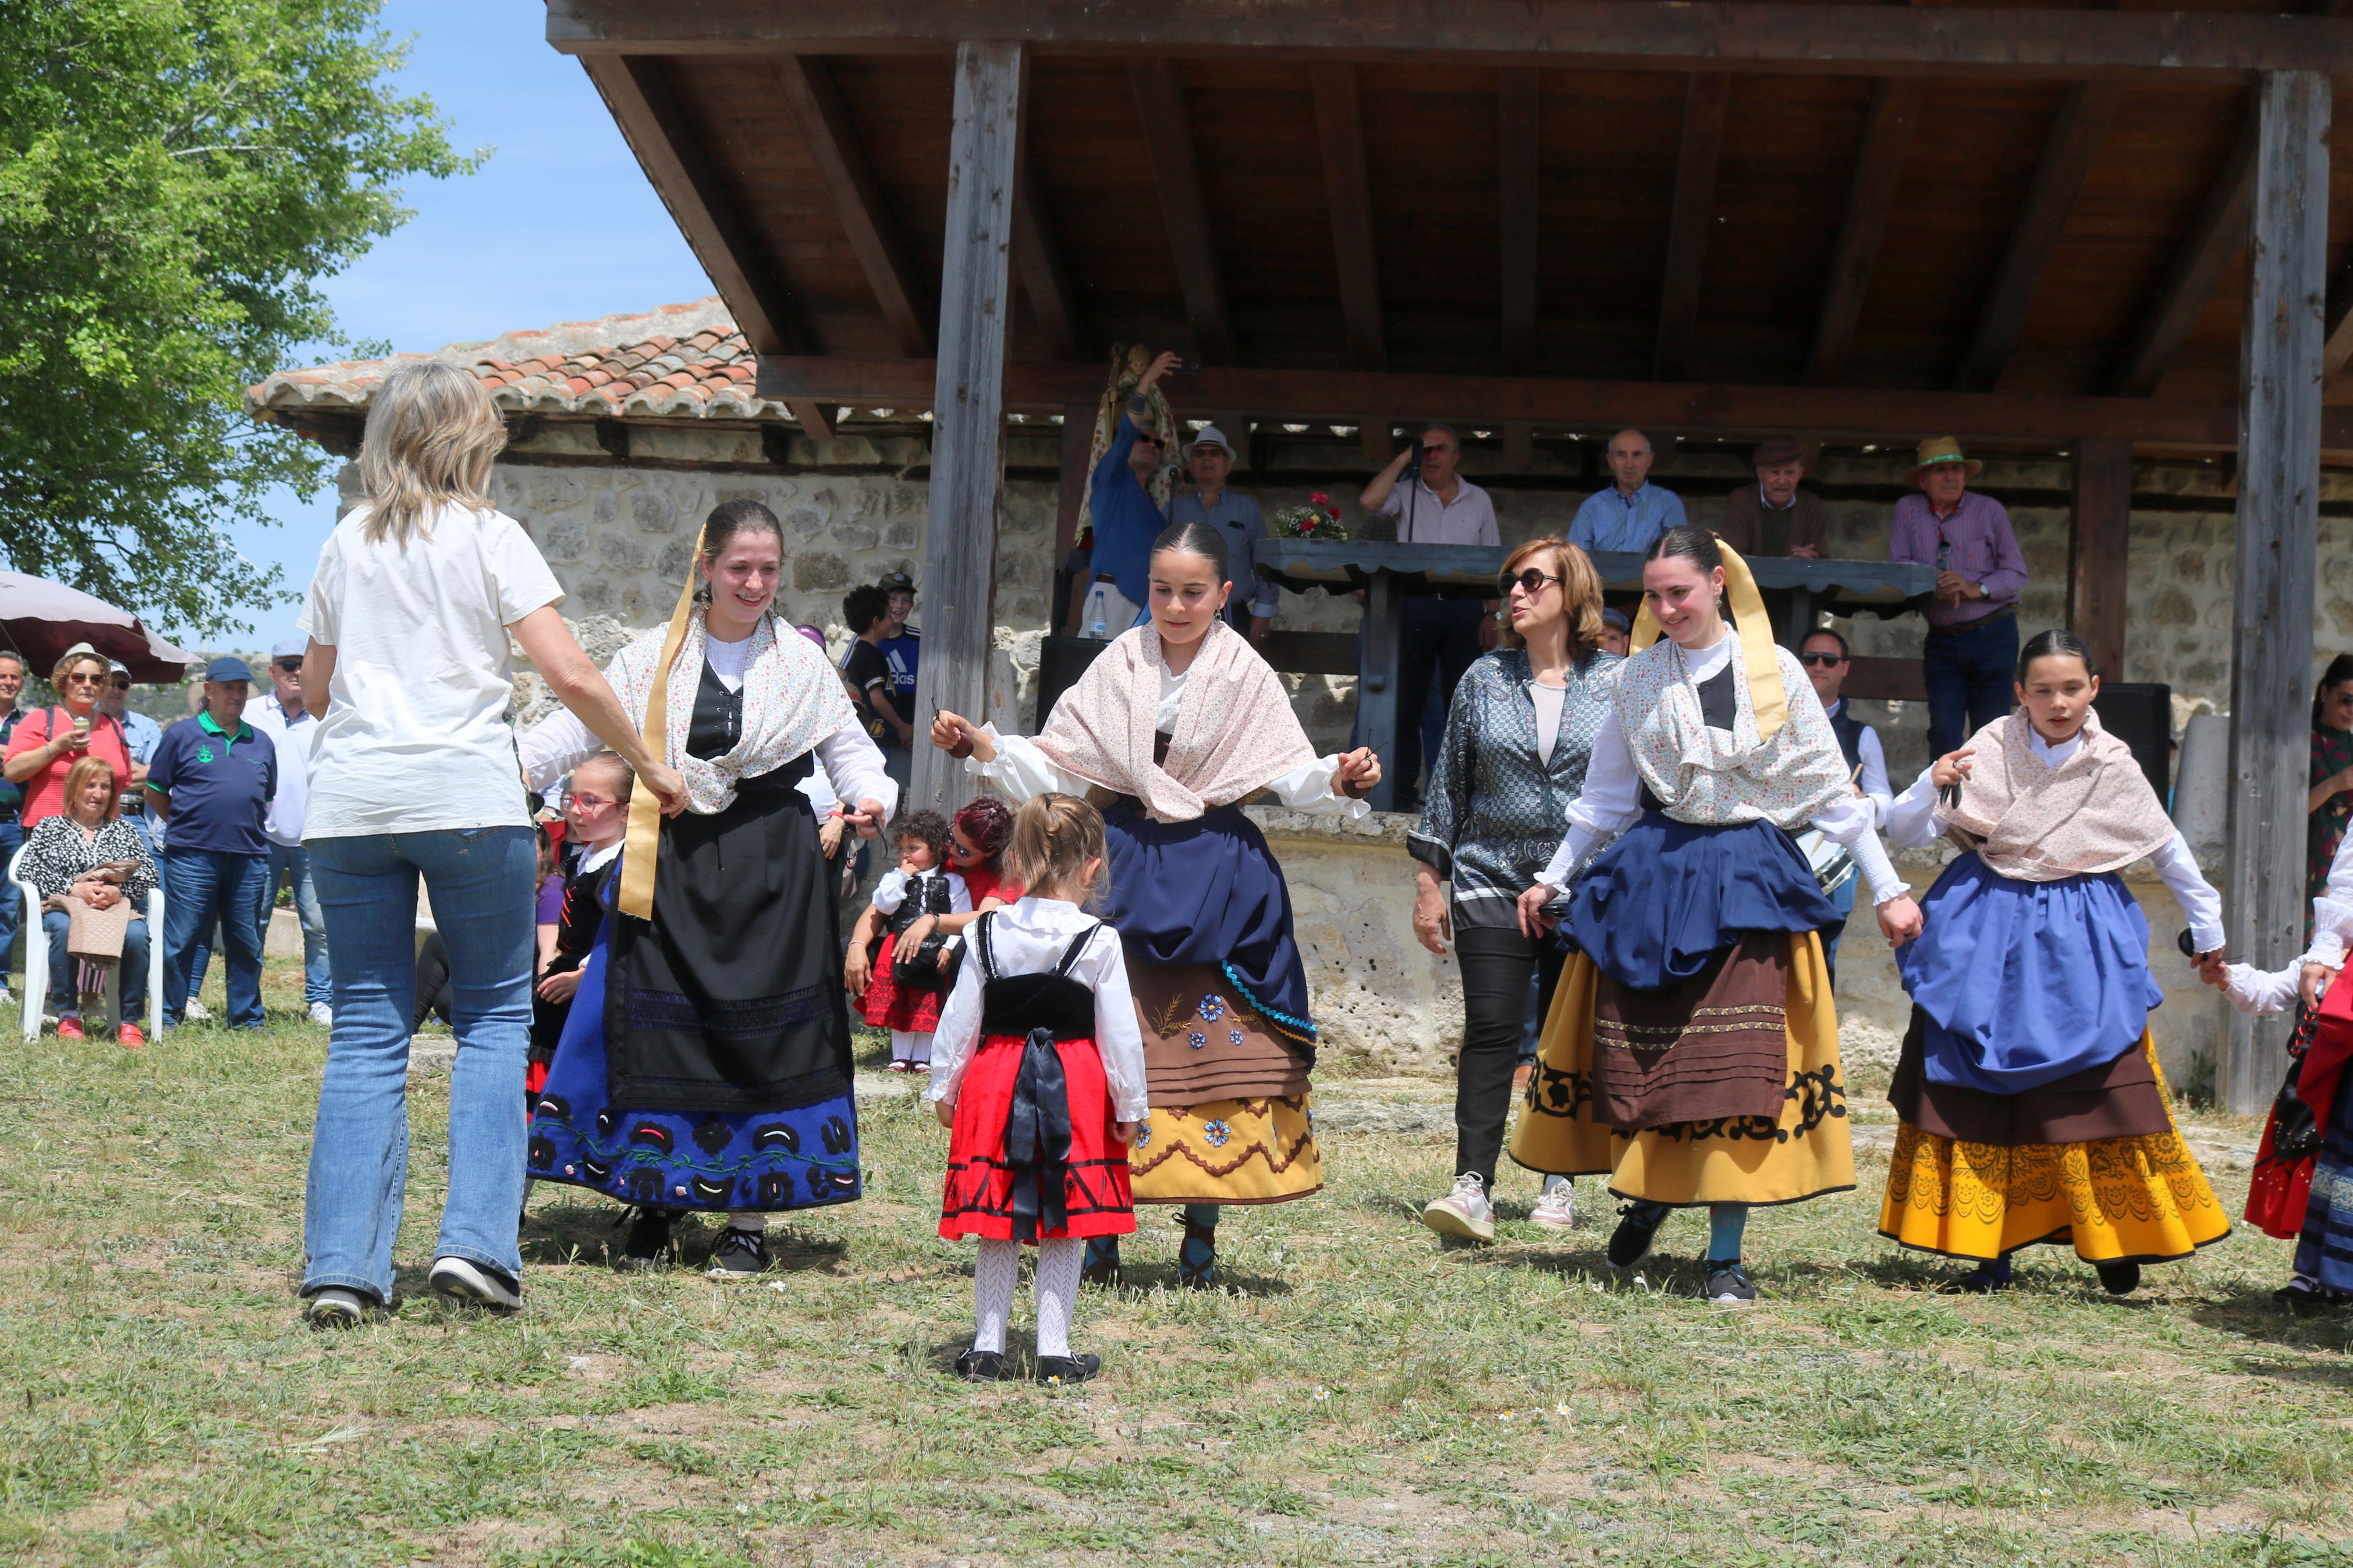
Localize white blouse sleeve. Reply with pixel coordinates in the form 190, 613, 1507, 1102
2151, 831, 2226, 955
870, 869, 908, 916
2309, 834, 2353, 969
1883, 767, 1944, 849
1261, 755, 1372, 820
925, 944, 987, 1106
815, 724, 897, 820
2224, 961, 2304, 1016
970, 726, 1100, 802
1857, 728, 1893, 829
1535, 707, 1639, 888
517, 706, 600, 791
1811, 792, 1907, 906
1080, 926, 1151, 1123
945, 873, 973, 914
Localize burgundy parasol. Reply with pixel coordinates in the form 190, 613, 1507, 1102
0, 572, 199, 684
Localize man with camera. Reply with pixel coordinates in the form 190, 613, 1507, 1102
1358, 425, 1502, 813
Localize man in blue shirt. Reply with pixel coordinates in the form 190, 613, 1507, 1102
1167, 426, 1278, 641
1082, 349, 1183, 638
147, 657, 276, 1030
1568, 428, 1687, 555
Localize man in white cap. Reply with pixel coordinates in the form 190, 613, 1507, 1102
1166, 425, 1277, 642
245, 637, 329, 1025
100, 660, 163, 861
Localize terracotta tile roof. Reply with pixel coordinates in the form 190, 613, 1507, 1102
248, 297, 787, 424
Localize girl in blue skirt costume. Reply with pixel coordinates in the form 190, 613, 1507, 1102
931, 520, 1380, 1289
518, 501, 895, 1272
1877, 629, 2232, 1293
1511, 528, 1922, 1305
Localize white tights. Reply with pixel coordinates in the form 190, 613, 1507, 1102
890, 1029, 932, 1064
971, 1237, 1085, 1359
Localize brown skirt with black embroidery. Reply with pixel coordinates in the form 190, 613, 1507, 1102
1124, 961, 1321, 1205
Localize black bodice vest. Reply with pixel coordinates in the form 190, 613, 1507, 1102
974, 913, 1101, 1041
687, 657, 811, 805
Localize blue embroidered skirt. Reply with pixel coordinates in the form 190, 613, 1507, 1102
2295, 1067, 2353, 1293
1896, 852, 2162, 1096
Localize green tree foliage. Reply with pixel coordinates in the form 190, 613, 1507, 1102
0, 0, 476, 635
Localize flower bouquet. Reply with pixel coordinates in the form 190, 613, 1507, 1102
1271, 492, 1347, 541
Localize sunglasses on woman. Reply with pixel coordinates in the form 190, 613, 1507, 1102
1497, 568, 1560, 597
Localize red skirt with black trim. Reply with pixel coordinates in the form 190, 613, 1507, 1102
860, 930, 945, 1033
940, 1032, 1135, 1242
2248, 979, 2353, 1239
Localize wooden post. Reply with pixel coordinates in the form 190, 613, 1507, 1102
912, 40, 1025, 819
1052, 401, 1093, 558
2223, 69, 2328, 1114
2067, 439, 2134, 680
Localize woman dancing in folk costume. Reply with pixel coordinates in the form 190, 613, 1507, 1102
518, 500, 895, 1274
931, 520, 1380, 1289
931, 794, 1147, 1384
1509, 528, 1923, 1306
1877, 629, 2231, 1295
845, 809, 971, 1072
1411, 536, 1621, 1243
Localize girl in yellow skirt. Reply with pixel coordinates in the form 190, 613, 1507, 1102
932, 520, 1380, 1288
1878, 628, 2232, 1293
1511, 528, 1923, 1304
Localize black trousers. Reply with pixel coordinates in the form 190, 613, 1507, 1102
1452, 917, 1569, 1190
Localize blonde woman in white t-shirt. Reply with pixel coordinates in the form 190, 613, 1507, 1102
296, 361, 684, 1327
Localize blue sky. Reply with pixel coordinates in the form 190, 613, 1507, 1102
223, 2, 713, 641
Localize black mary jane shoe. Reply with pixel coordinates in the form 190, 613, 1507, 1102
2095, 1260, 2142, 1297
1034, 1353, 1101, 1385
955, 1348, 1009, 1382
1937, 1259, 2014, 1295
2276, 1279, 2351, 1317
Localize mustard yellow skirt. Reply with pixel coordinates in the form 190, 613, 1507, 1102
1509, 932, 1854, 1207
1878, 1036, 2229, 1263
1128, 1095, 1322, 1206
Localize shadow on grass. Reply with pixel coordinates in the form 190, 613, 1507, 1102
519, 1202, 850, 1274
1092, 1258, 1294, 1299
2189, 1286, 2353, 1358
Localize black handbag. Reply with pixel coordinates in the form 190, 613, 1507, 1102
2273, 1003, 2327, 1161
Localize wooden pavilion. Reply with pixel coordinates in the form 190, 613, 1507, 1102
546, 0, 2353, 1110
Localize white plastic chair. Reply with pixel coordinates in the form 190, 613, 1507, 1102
12, 840, 165, 1041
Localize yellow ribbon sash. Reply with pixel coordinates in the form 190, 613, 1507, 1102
1627, 538, 1790, 740
616, 525, 707, 920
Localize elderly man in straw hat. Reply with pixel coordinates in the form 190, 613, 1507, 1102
1167, 424, 1278, 642
1716, 435, 1828, 559
1889, 435, 2029, 756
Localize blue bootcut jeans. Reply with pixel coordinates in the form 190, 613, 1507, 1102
1922, 612, 2018, 759
161, 848, 269, 1029
302, 826, 537, 1305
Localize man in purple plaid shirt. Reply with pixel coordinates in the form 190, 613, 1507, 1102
1889, 436, 2029, 756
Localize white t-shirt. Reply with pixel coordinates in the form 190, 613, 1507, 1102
297, 502, 565, 839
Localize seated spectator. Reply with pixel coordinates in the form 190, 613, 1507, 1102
21, 755, 157, 1046
1568, 429, 1686, 554
1598, 606, 1632, 658
1716, 436, 1827, 558
148, 657, 276, 1031
530, 753, 630, 1100
3, 646, 133, 829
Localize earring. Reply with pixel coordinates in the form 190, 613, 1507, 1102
693, 582, 712, 605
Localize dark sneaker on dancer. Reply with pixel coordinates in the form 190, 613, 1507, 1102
617, 1206, 679, 1271
2095, 1260, 2141, 1296
1705, 1260, 1758, 1307
956, 1348, 1009, 1382
1080, 1237, 1122, 1288
428, 1256, 522, 1313
1035, 1353, 1101, 1385
1939, 1256, 2015, 1294
1606, 1201, 1669, 1271
1421, 1172, 1496, 1243
1177, 1207, 1218, 1290
304, 1286, 374, 1328
708, 1224, 768, 1275
2277, 1275, 2350, 1315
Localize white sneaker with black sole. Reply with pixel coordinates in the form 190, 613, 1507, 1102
428, 1255, 522, 1312
1421, 1172, 1496, 1243
304, 1286, 372, 1328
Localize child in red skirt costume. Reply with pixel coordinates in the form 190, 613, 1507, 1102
846, 809, 970, 1070
930, 795, 1147, 1384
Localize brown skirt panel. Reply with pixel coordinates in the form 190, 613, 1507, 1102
1886, 1008, 2172, 1146
1129, 962, 1312, 1105
1591, 934, 1793, 1130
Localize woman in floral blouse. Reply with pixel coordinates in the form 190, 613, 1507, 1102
19, 754, 157, 1046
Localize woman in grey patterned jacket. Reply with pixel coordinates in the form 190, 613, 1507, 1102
1410, 538, 1620, 1243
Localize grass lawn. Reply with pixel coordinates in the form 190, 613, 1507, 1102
4, 954, 2352, 1566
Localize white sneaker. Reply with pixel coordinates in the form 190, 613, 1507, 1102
1421, 1172, 1496, 1243
309, 1002, 333, 1027
1530, 1181, 1576, 1232
183, 998, 213, 1022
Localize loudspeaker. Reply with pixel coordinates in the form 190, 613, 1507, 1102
2091, 681, 2173, 804
1035, 637, 1110, 731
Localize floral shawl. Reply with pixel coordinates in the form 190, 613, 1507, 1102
1939, 709, 2173, 883
1615, 637, 1851, 831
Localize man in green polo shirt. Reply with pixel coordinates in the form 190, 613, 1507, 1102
148, 657, 276, 1030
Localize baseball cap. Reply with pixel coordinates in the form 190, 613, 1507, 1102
271, 636, 305, 663
877, 571, 915, 595
205, 656, 253, 683
1600, 607, 1632, 632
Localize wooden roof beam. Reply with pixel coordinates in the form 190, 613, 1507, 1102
1129, 58, 1235, 364
577, 54, 832, 440
2111, 103, 2256, 397
755, 354, 2353, 453
1804, 77, 1922, 386
1654, 73, 1728, 382
1013, 158, 1090, 364
546, 2, 2353, 80
1498, 68, 1540, 376
1953, 79, 2125, 392
772, 55, 932, 358
1311, 64, 1384, 373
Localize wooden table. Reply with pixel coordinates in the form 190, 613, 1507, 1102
1254, 541, 1939, 813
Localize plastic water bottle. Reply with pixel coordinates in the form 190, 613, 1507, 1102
1085, 583, 1110, 639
